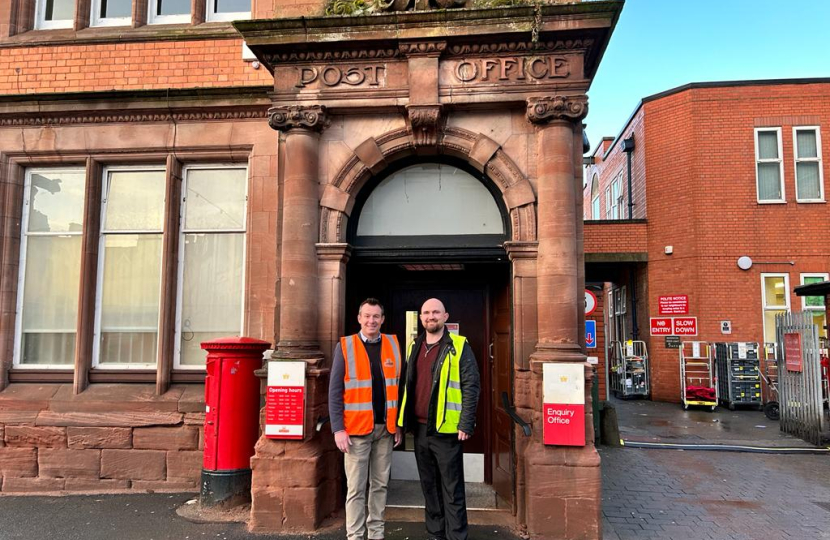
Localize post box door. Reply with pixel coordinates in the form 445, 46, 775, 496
203, 358, 222, 470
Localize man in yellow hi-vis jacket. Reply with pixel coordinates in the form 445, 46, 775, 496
397, 298, 480, 540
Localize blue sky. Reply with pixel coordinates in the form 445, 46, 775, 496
587, 0, 830, 150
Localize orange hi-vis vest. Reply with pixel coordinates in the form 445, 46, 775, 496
341, 333, 401, 436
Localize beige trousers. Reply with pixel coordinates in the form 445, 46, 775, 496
344, 424, 394, 540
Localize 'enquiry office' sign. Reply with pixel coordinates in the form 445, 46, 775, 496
542, 363, 585, 446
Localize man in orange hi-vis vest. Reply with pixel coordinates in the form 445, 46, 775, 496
329, 298, 403, 540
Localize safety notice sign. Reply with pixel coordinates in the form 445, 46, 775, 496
658, 295, 689, 315
265, 361, 305, 440
542, 363, 585, 447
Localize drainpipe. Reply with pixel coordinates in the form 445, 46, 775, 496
621, 135, 638, 339
621, 135, 635, 219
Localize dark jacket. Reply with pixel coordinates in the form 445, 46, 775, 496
398, 330, 480, 436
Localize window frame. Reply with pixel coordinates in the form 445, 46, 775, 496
35, 0, 75, 30
148, 0, 191, 25
590, 173, 600, 219
91, 164, 167, 371
173, 163, 248, 370
800, 273, 829, 311
90, 0, 132, 27
793, 126, 825, 203
610, 175, 621, 220
761, 273, 790, 343
604, 186, 612, 219
754, 127, 786, 204
13, 167, 86, 370
205, 0, 250, 22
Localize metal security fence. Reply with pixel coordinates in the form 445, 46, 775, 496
775, 312, 828, 445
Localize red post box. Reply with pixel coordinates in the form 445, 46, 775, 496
200, 336, 270, 508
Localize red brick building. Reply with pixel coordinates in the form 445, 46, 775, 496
0, 0, 625, 538
584, 78, 830, 402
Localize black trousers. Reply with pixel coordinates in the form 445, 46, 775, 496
414, 423, 468, 540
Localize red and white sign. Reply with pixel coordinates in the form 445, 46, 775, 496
784, 332, 803, 372
658, 295, 689, 315
650, 317, 673, 336
585, 290, 598, 316
265, 361, 305, 440
673, 317, 698, 336
542, 363, 585, 447
650, 316, 698, 336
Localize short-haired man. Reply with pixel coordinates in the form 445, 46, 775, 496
329, 298, 402, 540
397, 298, 481, 540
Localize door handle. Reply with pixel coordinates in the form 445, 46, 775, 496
501, 391, 532, 437
489, 342, 494, 360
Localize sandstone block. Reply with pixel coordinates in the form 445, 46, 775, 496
39, 449, 101, 478
48, 384, 183, 413
101, 449, 166, 481
2, 477, 65, 492
132, 479, 198, 492
249, 487, 285, 533
36, 411, 183, 427
182, 412, 205, 425
5, 426, 67, 448
166, 450, 202, 480
0, 447, 37, 477
283, 484, 328, 529
0, 424, 4, 447
67, 427, 132, 449
64, 478, 130, 492
133, 426, 198, 450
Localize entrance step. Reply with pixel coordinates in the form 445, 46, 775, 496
386, 480, 514, 526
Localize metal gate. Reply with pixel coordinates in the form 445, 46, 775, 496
775, 312, 828, 445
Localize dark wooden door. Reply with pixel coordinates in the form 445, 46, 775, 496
490, 282, 514, 507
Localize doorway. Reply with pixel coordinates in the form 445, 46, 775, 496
345, 262, 513, 510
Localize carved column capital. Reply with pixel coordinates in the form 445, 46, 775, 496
406, 104, 443, 147
268, 105, 328, 132
526, 95, 588, 125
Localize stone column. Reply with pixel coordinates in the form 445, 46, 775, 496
521, 95, 601, 540
248, 105, 340, 534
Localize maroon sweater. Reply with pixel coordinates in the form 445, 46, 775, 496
414, 340, 442, 424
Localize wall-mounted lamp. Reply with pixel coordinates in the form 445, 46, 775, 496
736, 255, 794, 271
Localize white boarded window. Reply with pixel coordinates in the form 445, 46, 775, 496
175, 166, 247, 368
356, 164, 503, 237
93, 168, 165, 368
794, 127, 824, 202
755, 128, 785, 203
14, 168, 86, 368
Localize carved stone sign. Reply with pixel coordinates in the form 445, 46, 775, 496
454, 56, 571, 82
294, 65, 385, 88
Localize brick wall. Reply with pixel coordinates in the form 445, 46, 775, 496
584, 221, 647, 254
0, 384, 204, 492
0, 39, 272, 94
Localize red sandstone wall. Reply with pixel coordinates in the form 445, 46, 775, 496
0, 385, 204, 492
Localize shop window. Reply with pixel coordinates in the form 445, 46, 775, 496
91, 0, 132, 26
176, 166, 247, 368
801, 273, 828, 338
755, 128, 785, 203
35, 0, 74, 29
761, 273, 790, 343
14, 168, 86, 368
93, 168, 166, 368
13, 161, 248, 381
590, 174, 600, 219
793, 127, 824, 202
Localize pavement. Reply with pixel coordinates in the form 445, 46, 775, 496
603, 397, 830, 539
2, 399, 829, 540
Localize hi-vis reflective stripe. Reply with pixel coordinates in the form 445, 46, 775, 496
390, 342, 401, 368
446, 402, 462, 411
344, 336, 358, 379
448, 381, 461, 390
386, 400, 396, 408
385, 378, 398, 387
344, 379, 372, 390
344, 403, 373, 411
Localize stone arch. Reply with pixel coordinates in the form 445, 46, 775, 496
319, 126, 537, 244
